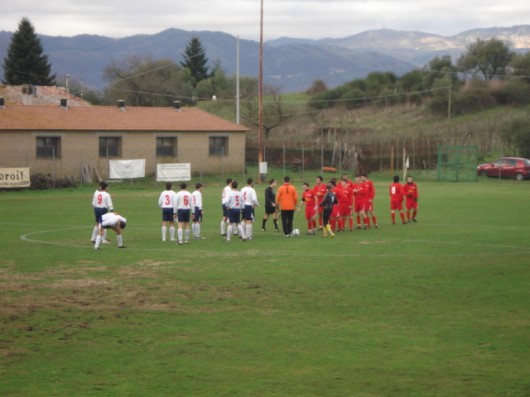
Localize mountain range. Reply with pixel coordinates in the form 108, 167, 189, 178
1, 25, 529, 93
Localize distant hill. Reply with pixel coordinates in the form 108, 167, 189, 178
1, 25, 529, 93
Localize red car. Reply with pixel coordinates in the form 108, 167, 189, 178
477, 157, 530, 181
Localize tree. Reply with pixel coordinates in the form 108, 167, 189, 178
457, 38, 513, 80
180, 37, 210, 88
103, 56, 193, 106
510, 52, 530, 84
424, 55, 459, 88
2, 18, 56, 85
501, 115, 530, 158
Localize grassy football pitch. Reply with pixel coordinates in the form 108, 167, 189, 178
1, 173, 529, 396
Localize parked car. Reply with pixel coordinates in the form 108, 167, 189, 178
477, 157, 530, 181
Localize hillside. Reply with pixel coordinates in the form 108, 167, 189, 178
1, 25, 529, 92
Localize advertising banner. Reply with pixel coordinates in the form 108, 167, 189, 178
156, 163, 191, 182
109, 159, 146, 179
0, 168, 30, 188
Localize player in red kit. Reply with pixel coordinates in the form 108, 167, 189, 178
298, 182, 318, 235
359, 173, 378, 229
389, 175, 406, 225
340, 177, 354, 231
313, 176, 327, 229
403, 176, 419, 223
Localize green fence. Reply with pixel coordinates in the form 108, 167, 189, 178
437, 145, 479, 182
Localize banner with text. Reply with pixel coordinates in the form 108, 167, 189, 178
156, 163, 191, 182
109, 159, 146, 179
0, 167, 30, 188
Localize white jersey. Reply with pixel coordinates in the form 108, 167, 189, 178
192, 190, 203, 209
158, 189, 176, 209
222, 184, 232, 204
92, 189, 113, 210
226, 189, 243, 210
241, 186, 259, 207
174, 190, 192, 210
101, 212, 126, 227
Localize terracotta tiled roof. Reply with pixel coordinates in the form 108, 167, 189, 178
0, 104, 248, 133
0, 85, 92, 106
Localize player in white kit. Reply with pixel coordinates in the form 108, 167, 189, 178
94, 212, 127, 250
191, 182, 205, 240
220, 178, 232, 236
91, 181, 113, 245
158, 182, 176, 242
222, 180, 246, 242
240, 178, 260, 240
174, 182, 193, 245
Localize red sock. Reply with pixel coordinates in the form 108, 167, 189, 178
357, 215, 361, 226
391, 212, 396, 223
372, 216, 377, 225
349, 217, 353, 229
412, 210, 417, 219
400, 212, 405, 223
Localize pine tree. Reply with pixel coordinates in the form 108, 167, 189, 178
2, 18, 56, 85
180, 37, 210, 87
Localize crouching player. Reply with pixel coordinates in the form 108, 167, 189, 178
94, 212, 127, 250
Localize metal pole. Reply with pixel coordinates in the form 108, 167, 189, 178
258, 0, 265, 181
236, 36, 240, 124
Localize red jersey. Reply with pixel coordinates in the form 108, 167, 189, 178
341, 184, 354, 206
389, 182, 404, 201
313, 183, 327, 204
403, 182, 418, 200
302, 189, 317, 206
356, 180, 374, 200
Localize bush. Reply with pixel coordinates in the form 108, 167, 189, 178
30, 173, 77, 190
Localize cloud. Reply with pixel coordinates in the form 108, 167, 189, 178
1, 0, 529, 40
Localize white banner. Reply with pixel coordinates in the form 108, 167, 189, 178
109, 159, 146, 179
156, 163, 191, 182
0, 167, 31, 188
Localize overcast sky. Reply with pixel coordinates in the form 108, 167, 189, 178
1, 0, 529, 41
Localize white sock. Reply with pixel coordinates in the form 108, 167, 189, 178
178, 228, 183, 243
94, 235, 102, 249
170, 226, 175, 240
246, 224, 252, 239
91, 226, 98, 241
196, 223, 201, 237
226, 224, 233, 240
191, 223, 197, 237
184, 229, 190, 242
221, 220, 226, 235
117, 235, 123, 247
162, 226, 167, 241
103, 229, 108, 241
238, 224, 246, 239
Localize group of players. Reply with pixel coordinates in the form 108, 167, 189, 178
90, 172, 419, 249
293, 173, 419, 237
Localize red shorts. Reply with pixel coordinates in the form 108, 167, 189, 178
340, 204, 352, 216
353, 201, 362, 213
390, 199, 403, 211
359, 199, 373, 212
305, 206, 317, 220
406, 198, 418, 210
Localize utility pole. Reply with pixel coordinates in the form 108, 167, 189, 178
448, 83, 452, 120
258, 0, 266, 182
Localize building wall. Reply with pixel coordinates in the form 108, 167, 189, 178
0, 130, 246, 180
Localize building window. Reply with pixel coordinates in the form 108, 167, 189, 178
156, 137, 177, 156
99, 137, 121, 157
209, 136, 228, 156
36, 137, 61, 158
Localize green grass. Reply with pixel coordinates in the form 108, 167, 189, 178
1, 173, 530, 396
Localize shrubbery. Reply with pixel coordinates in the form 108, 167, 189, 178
30, 173, 77, 190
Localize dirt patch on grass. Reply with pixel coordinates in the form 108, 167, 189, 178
0, 263, 240, 315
